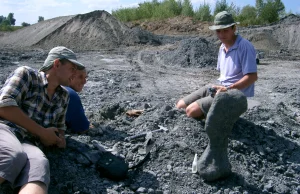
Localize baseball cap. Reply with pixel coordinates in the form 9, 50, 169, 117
39, 46, 85, 72
209, 11, 239, 30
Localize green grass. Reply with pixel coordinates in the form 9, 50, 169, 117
0, 24, 22, 31
112, 0, 291, 26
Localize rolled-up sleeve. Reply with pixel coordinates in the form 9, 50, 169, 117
0, 67, 30, 108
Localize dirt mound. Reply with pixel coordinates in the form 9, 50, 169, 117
1, 11, 299, 53
128, 16, 214, 37
133, 14, 300, 53
0, 16, 75, 49
35, 11, 161, 50
134, 37, 217, 70
158, 37, 218, 67
238, 14, 300, 52
0, 11, 161, 51
273, 14, 300, 51
276, 14, 300, 25
239, 27, 281, 51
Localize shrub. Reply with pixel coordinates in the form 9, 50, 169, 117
136, 2, 157, 19
181, 0, 194, 17
38, 16, 44, 22
112, 7, 138, 22
113, 0, 183, 21
111, 0, 288, 27
152, 0, 182, 19
237, 5, 259, 26
194, 3, 212, 21
214, 0, 229, 15
21, 22, 31, 27
256, 0, 285, 24
259, 0, 279, 23
0, 23, 21, 31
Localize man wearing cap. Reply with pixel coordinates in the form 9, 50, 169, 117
0, 46, 85, 193
176, 11, 258, 119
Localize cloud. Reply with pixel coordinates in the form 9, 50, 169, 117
21, 0, 70, 12
191, 0, 216, 6
0, 1, 22, 15
80, 0, 120, 10
191, 0, 216, 10
0, 0, 73, 25
79, 0, 141, 12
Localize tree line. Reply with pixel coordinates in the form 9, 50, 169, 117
0, 0, 297, 32
0, 13, 44, 31
112, 0, 294, 26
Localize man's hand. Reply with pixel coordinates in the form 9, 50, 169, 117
212, 85, 228, 95
38, 127, 62, 147
56, 129, 66, 148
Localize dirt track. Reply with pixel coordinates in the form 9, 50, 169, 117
0, 11, 299, 194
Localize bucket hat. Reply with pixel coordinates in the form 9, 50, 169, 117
209, 11, 239, 30
39, 46, 85, 72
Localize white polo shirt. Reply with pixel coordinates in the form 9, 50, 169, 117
217, 35, 257, 97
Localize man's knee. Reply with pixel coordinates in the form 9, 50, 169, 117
176, 99, 187, 109
32, 155, 50, 174
186, 106, 196, 117
19, 181, 47, 194
186, 103, 203, 118
23, 143, 49, 172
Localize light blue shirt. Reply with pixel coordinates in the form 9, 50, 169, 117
217, 35, 257, 97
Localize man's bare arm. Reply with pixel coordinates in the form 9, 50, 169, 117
229, 72, 258, 90
213, 72, 258, 93
0, 106, 61, 146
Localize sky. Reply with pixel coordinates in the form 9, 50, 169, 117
0, 0, 299, 26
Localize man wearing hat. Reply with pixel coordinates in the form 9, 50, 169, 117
0, 46, 85, 193
176, 11, 258, 119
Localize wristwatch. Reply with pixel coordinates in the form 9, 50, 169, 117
226, 85, 231, 90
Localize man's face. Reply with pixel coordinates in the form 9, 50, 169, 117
216, 26, 236, 44
57, 60, 77, 86
69, 70, 87, 92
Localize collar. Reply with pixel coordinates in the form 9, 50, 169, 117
40, 71, 49, 87
40, 71, 66, 95
220, 34, 242, 52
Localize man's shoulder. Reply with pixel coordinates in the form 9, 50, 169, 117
64, 86, 75, 93
14, 66, 42, 77
237, 35, 254, 48
16, 66, 36, 72
63, 86, 79, 98
11, 66, 42, 81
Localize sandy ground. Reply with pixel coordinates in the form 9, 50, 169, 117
0, 11, 299, 194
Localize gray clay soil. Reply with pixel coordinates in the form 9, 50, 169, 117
0, 11, 299, 194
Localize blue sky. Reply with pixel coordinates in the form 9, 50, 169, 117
1, 0, 299, 26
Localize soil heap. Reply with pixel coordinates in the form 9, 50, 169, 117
0, 10, 161, 51
239, 14, 300, 52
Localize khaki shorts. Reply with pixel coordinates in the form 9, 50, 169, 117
0, 123, 50, 189
182, 85, 214, 115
